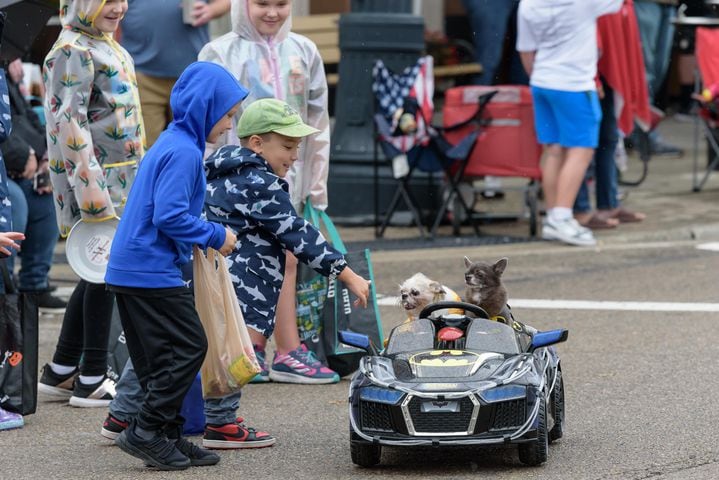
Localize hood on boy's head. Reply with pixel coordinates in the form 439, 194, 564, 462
231, 0, 291, 43
60, 0, 106, 35
170, 62, 249, 151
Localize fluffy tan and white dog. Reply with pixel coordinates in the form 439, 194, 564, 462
398, 273, 463, 322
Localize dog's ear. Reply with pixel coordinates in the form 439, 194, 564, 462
464, 256, 473, 268
493, 257, 508, 276
429, 281, 446, 295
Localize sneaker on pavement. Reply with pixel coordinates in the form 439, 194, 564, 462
249, 345, 270, 383
542, 217, 597, 247
174, 437, 220, 466
116, 424, 191, 471
269, 344, 340, 384
69, 377, 116, 407
650, 138, 684, 157
0, 407, 23, 431
37, 291, 67, 315
203, 418, 276, 449
38, 364, 77, 399
101, 413, 128, 440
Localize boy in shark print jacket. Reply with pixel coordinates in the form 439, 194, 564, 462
200, 99, 370, 448
204, 98, 370, 339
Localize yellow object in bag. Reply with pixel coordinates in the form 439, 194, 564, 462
193, 247, 261, 398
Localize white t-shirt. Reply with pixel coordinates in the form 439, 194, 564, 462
516, 0, 623, 91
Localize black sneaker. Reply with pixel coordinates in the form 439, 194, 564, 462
37, 291, 67, 315
174, 437, 220, 466
116, 424, 191, 471
101, 413, 128, 440
38, 364, 77, 399
69, 377, 116, 408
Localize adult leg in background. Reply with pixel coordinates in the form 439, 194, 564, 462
16, 178, 59, 292
135, 72, 175, 148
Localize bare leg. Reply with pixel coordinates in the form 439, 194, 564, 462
272, 251, 301, 355
555, 147, 594, 208
540, 144, 564, 210
248, 328, 265, 349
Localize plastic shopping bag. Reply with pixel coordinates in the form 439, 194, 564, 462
193, 247, 261, 398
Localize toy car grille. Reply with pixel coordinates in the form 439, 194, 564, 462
406, 396, 475, 433
490, 399, 527, 430
359, 401, 394, 432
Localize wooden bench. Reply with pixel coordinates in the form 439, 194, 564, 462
293, 13, 482, 87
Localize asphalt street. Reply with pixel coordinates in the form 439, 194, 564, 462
3, 118, 719, 479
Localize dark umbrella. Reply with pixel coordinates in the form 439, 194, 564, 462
0, 0, 57, 62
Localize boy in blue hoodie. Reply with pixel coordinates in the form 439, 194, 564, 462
105, 62, 244, 471
198, 98, 370, 448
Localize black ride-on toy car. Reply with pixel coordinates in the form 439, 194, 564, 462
339, 301, 567, 468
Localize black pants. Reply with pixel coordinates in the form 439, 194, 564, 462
53, 280, 114, 376
112, 287, 207, 432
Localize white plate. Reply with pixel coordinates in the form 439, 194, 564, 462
66, 218, 119, 284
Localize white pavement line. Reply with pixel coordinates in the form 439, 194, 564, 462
376, 296, 719, 312
696, 242, 719, 252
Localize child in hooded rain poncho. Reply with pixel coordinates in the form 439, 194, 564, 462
39, 0, 145, 409
105, 61, 240, 471
198, 0, 338, 386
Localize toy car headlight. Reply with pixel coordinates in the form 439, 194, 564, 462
479, 385, 526, 403
359, 386, 405, 405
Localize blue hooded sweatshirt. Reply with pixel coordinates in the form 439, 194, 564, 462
105, 62, 249, 288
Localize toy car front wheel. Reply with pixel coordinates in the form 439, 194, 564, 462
549, 370, 564, 443
350, 441, 382, 467
518, 397, 548, 466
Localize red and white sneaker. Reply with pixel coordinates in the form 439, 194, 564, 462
100, 413, 128, 440
202, 418, 275, 449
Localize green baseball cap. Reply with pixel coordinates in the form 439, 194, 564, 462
236, 98, 320, 139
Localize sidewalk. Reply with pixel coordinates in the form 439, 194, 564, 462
336, 116, 719, 247
48, 116, 719, 287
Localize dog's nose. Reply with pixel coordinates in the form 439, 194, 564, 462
401, 293, 408, 299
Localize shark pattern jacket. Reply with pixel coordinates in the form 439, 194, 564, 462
204, 145, 346, 336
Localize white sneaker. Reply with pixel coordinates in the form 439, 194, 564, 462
542, 217, 596, 247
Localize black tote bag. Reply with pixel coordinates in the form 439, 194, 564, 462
297, 203, 383, 377
0, 261, 39, 415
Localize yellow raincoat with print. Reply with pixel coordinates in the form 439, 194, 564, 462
198, 0, 330, 211
43, 0, 145, 237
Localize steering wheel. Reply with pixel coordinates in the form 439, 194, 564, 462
418, 301, 490, 320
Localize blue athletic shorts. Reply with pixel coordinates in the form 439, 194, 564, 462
530, 86, 602, 148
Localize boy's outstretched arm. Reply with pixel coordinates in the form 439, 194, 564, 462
338, 266, 370, 308
247, 175, 371, 306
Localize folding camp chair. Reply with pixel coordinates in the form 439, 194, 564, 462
372, 55, 496, 239
692, 26, 719, 191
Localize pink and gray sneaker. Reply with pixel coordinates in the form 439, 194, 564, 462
249, 345, 270, 383
269, 344, 340, 384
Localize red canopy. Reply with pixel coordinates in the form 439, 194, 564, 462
597, 0, 651, 134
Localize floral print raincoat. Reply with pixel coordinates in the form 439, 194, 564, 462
43, 0, 145, 237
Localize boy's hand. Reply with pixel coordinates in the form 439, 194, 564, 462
0, 231, 24, 257
218, 227, 236, 256
339, 267, 371, 308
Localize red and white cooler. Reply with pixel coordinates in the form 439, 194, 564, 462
442, 85, 542, 179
